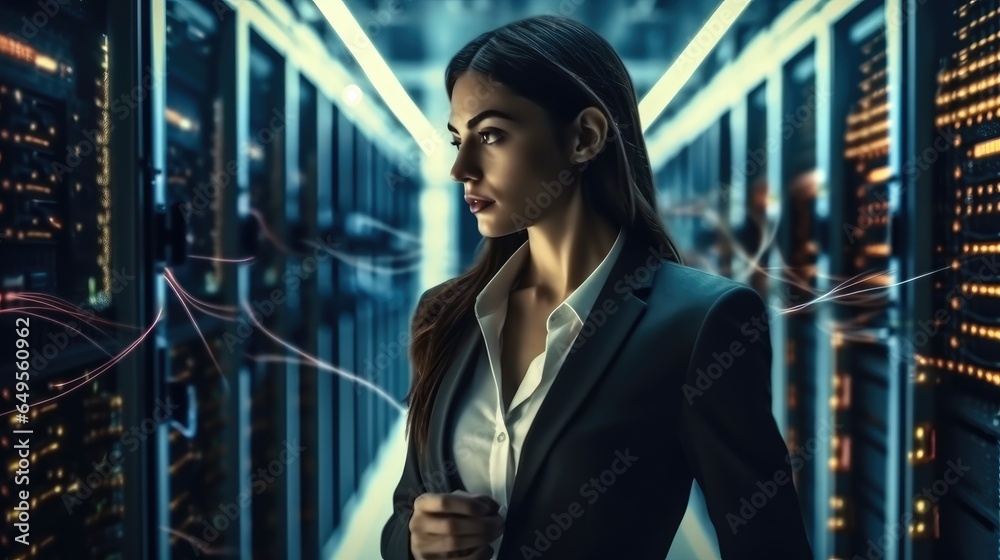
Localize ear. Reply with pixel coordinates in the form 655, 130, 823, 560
567, 106, 608, 164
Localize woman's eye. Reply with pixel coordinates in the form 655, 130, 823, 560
479, 130, 502, 144
450, 130, 502, 151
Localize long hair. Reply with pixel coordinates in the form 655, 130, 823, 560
406, 15, 684, 456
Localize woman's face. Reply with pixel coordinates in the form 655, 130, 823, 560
448, 71, 576, 238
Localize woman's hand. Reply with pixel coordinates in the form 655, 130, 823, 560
409, 490, 505, 560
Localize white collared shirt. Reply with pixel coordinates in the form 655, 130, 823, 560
450, 227, 626, 558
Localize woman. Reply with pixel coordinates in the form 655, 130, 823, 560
381, 15, 812, 560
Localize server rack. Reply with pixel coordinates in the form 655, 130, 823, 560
296, 75, 321, 560
779, 42, 824, 548
742, 84, 772, 298
243, 31, 287, 560
927, 1, 1000, 558
334, 115, 356, 527
825, 3, 909, 559
1, 0, 423, 558
656, 117, 729, 274
0, 1, 149, 558
158, 1, 243, 558
313, 78, 336, 555
653, 1, 1000, 558
717, 111, 734, 278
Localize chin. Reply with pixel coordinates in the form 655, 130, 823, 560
477, 225, 504, 238
476, 221, 514, 239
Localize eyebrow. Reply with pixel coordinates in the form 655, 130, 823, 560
447, 109, 520, 134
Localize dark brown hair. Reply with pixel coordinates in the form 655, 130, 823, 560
405, 15, 683, 457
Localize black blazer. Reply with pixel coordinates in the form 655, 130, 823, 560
381, 232, 813, 560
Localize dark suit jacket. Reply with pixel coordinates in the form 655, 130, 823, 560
381, 232, 813, 560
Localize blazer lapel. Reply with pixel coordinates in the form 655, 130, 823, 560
425, 318, 481, 492
503, 232, 658, 527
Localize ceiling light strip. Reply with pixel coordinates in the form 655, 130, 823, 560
311, 0, 442, 156
638, 0, 753, 133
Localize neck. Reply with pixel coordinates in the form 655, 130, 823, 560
517, 195, 619, 305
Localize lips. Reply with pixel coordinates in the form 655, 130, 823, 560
465, 194, 496, 214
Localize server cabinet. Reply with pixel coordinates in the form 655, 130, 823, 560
334, 108, 357, 522
159, 0, 243, 557
929, 1, 1000, 558
243, 30, 290, 560
1, 1, 425, 558
0, 0, 149, 558
742, 84, 772, 298
296, 75, 322, 560
778, 44, 823, 544
656, 120, 725, 272
826, 3, 903, 558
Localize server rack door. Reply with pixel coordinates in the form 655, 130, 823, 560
744, 83, 772, 298
898, 1, 944, 559
244, 29, 289, 560
158, 0, 243, 557
315, 86, 336, 548
353, 132, 370, 478
297, 74, 322, 560
334, 115, 356, 522
373, 151, 385, 445
717, 112, 733, 278
830, 4, 898, 557
336, 309, 356, 520
779, 43, 822, 544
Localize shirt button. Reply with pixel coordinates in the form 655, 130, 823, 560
497, 432, 506, 442
499, 505, 508, 515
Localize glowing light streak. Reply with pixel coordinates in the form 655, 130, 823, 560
243, 304, 405, 413
187, 254, 256, 264
0, 309, 163, 417
163, 269, 229, 392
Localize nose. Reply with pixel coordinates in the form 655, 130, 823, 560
449, 144, 481, 184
